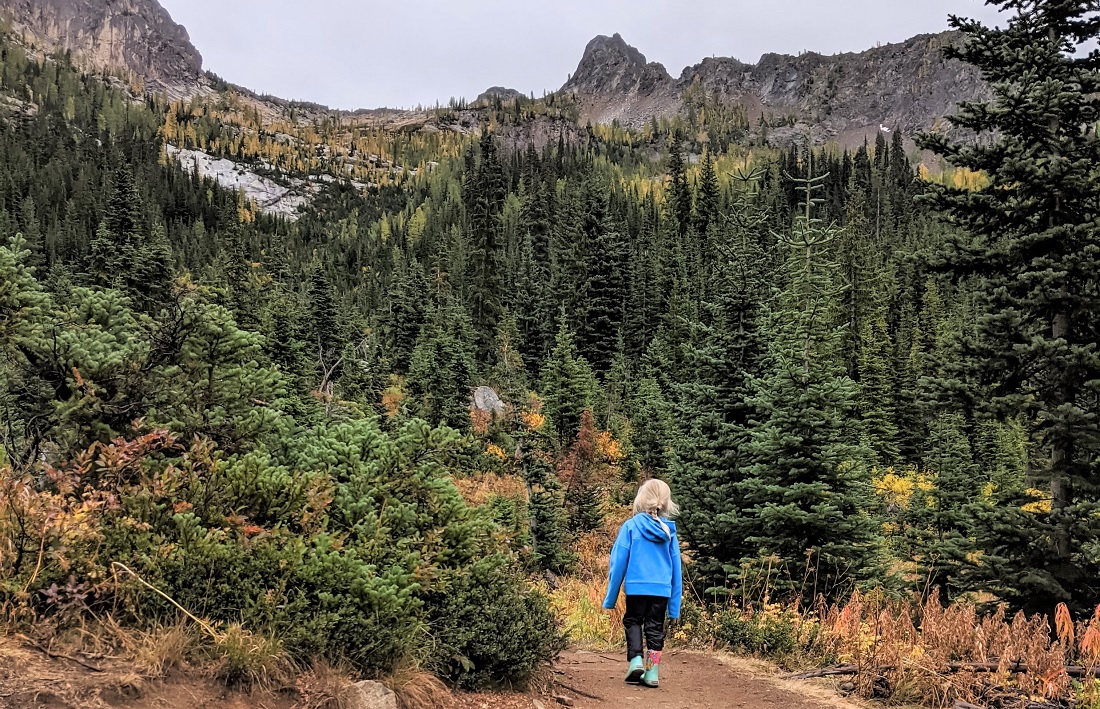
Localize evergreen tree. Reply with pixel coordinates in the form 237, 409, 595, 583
918, 0, 1100, 612
307, 266, 347, 411
519, 433, 574, 574
465, 131, 506, 361
857, 316, 901, 467
584, 211, 628, 376
912, 412, 981, 598
490, 309, 528, 406
667, 137, 693, 238
384, 256, 429, 374
739, 161, 880, 602
407, 299, 477, 430
540, 316, 591, 448
670, 170, 770, 592
695, 148, 721, 236
630, 376, 671, 478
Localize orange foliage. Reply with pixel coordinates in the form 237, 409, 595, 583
595, 431, 624, 463
811, 591, 1100, 705
520, 410, 546, 431
469, 409, 491, 436
451, 473, 527, 508
381, 380, 405, 418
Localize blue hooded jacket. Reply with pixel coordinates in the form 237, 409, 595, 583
602, 513, 683, 618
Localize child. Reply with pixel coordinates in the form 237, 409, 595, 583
602, 478, 683, 688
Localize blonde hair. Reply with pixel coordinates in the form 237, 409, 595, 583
632, 478, 679, 518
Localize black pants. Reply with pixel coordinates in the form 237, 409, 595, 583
623, 595, 668, 660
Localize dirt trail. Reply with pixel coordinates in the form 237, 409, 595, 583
1, 637, 851, 709
545, 650, 849, 709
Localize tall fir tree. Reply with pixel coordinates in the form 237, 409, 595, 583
739, 159, 881, 602
540, 315, 591, 449
918, 0, 1100, 612
465, 131, 506, 362
670, 170, 770, 592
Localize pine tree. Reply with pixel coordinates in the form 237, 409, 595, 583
584, 210, 628, 377
465, 131, 506, 361
384, 255, 429, 374
518, 433, 574, 574
308, 267, 343, 403
132, 223, 174, 312
563, 410, 603, 532
739, 159, 880, 602
857, 316, 901, 467
667, 136, 693, 238
917, 0, 1100, 612
630, 376, 671, 478
18, 197, 44, 269
540, 316, 591, 448
695, 148, 721, 236
912, 412, 981, 598
407, 299, 477, 430
670, 169, 770, 592
490, 309, 528, 406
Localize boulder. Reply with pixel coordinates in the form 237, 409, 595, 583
470, 386, 506, 416
340, 680, 396, 709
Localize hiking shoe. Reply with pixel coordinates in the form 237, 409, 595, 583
625, 656, 645, 683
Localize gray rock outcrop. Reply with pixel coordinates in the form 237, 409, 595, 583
4, 0, 204, 96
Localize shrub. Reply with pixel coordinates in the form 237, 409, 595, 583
428, 558, 566, 689
1, 418, 560, 688
711, 607, 801, 659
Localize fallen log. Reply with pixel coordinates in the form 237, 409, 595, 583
784, 661, 1100, 681
782, 665, 882, 679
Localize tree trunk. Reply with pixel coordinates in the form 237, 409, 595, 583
1051, 310, 1071, 560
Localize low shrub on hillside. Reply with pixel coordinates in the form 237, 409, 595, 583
0, 418, 561, 687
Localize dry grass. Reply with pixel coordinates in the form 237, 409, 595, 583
549, 577, 620, 650
293, 658, 356, 709
95, 615, 198, 677
210, 622, 296, 689
384, 660, 453, 709
803, 590, 1100, 707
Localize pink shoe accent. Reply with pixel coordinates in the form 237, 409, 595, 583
647, 650, 662, 666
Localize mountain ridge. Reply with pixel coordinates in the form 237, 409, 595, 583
559, 30, 988, 144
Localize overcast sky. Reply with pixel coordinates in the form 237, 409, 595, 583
157, 0, 1005, 111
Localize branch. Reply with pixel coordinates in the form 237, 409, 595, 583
17, 634, 104, 673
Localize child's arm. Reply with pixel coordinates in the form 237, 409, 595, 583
602, 524, 631, 609
668, 530, 683, 619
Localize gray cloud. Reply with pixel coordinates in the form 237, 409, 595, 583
158, 0, 1005, 110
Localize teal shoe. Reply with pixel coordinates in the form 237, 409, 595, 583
641, 661, 659, 688
624, 656, 644, 683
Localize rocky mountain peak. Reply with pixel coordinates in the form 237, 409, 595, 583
563, 33, 673, 97
4, 0, 204, 96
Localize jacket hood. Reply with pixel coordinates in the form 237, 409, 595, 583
634, 513, 675, 542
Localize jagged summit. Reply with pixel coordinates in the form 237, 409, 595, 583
560, 30, 988, 145
560, 33, 679, 129
3, 0, 204, 97
4, 0, 989, 148
563, 33, 674, 97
